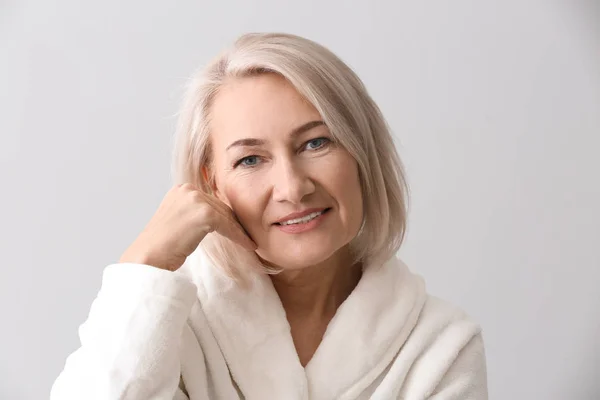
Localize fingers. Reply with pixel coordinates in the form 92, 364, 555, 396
215, 216, 258, 251
178, 182, 258, 252
202, 193, 257, 251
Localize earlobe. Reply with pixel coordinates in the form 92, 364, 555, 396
201, 165, 219, 194
201, 166, 213, 191
201, 165, 228, 204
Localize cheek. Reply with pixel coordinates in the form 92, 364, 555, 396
221, 176, 267, 227
332, 157, 363, 224
222, 180, 250, 211
310, 152, 362, 218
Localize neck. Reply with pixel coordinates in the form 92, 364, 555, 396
269, 248, 362, 319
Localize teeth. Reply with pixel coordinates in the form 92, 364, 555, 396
280, 211, 324, 226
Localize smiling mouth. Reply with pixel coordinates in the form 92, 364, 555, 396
275, 208, 331, 226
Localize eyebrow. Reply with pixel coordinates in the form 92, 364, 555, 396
225, 120, 325, 151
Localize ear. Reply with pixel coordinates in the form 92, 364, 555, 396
201, 165, 228, 204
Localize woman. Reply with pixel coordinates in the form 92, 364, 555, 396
51, 33, 487, 399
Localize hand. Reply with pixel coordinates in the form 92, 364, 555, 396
119, 183, 256, 271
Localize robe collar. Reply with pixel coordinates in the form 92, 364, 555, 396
187, 250, 426, 400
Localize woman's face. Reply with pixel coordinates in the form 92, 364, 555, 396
209, 73, 363, 270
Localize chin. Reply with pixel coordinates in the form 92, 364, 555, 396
256, 245, 338, 271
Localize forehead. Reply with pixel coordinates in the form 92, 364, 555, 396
209, 74, 322, 146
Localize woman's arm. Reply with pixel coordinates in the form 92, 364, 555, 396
50, 263, 198, 400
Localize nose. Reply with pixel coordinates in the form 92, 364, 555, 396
272, 158, 315, 204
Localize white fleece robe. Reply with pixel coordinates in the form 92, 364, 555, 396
50, 249, 488, 399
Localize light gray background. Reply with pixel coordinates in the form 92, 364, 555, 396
1, 1, 599, 399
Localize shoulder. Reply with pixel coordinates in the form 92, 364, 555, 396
396, 295, 487, 396
412, 294, 483, 350
421, 295, 481, 332
404, 294, 486, 378
385, 257, 482, 342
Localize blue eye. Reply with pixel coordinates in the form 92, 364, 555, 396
305, 137, 329, 151
235, 155, 261, 168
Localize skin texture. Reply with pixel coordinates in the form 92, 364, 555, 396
208, 73, 364, 366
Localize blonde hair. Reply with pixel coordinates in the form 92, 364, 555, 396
171, 32, 409, 279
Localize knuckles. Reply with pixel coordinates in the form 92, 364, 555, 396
170, 183, 223, 229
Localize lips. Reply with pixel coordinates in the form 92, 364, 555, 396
273, 208, 331, 225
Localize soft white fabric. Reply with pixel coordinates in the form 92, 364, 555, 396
51, 249, 488, 399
